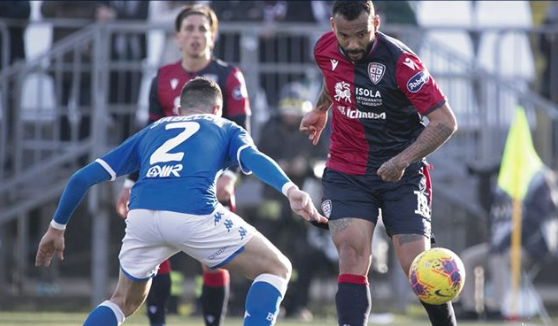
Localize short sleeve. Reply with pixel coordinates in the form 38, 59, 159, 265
97, 129, 146, 179
225, 67, 251, 117
395, 53, 446, 115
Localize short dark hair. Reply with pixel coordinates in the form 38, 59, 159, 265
332, 1, 374, 21
180, 77, 223, 113
175, 4, 219, 35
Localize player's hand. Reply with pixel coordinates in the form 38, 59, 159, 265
377, 158, 406, 182
216, 173, 236, 203
35, 226, 65, 267
116, 187, 131, 219
300, 109, 328, 145
287, 187, 328, 224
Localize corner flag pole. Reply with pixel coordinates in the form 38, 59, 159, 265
497, 107, 542, 318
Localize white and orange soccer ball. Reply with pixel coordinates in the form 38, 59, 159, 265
408, 247, 466, 305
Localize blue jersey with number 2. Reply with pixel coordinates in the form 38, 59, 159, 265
98, 114, 253, 214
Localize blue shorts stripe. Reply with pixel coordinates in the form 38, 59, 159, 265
121, 266, 155, 282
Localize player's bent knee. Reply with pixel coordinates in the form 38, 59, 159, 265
276, 253, 292, 280
264, 252, 292, 280
110, 294, 146, 317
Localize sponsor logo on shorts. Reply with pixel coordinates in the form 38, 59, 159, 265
208, 245, 230, 260
238, 226, 248, 240
224, 219, 234, 233
321, 200, 332, 218
407, 71, 430, 93
214, 212, 224, 225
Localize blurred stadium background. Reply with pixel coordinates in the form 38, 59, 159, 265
1, 1, 558, 325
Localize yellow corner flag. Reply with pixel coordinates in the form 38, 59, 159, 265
497, 107, 542, 201
497, 106, 542, 318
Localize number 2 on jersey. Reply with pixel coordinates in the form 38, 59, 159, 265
150, 122, 200, 165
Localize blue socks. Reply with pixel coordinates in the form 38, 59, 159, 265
82, 300, 125, 326
244, 273, 288, 326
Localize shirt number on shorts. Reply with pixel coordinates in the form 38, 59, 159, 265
150, 122, 200, 165
414, 190, 431, 218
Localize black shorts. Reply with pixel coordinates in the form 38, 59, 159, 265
321, 161, 432, 238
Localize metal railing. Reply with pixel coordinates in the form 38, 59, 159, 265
0, 19, 557, 306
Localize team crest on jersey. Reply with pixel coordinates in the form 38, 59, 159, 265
334, 81, 351, 103
368, 62, 386, 85
321, 200, 332, 218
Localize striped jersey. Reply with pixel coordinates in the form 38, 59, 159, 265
314, 31, 447, 175
150, 58, 251, 123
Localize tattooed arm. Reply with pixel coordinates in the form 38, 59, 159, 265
377, 104, 457, 182
300, 79, 333, 145
315, 81, 333, 112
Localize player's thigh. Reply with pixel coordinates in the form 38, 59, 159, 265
165, 206, 258, 269
223, 231, 291, 280
383, 163, 433, 273
321, 167, 380, 223
381, 163, 433, 239
329, 217, 375, 275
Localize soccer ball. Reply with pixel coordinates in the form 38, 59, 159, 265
408, 247, 466, 305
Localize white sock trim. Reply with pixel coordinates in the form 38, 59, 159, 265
100, 300, 126, 325
253, 273, 288, 298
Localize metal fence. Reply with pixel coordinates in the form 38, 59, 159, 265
0, 19, 557, 308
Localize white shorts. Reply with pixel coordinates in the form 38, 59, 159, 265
119, 206, 256, 281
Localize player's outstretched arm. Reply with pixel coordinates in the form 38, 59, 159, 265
239, 146, 327, 223
35, 162, 112, 267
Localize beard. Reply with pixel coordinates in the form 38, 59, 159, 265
339, 40, 374, 62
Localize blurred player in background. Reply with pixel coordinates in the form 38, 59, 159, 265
114, 5, 251, 326
36, 77, 327, 326
300, 1, 458, 325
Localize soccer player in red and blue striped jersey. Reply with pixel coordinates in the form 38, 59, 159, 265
300, 2, 458, 325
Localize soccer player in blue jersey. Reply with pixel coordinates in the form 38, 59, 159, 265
115, 6, 252, 326
35, 77, 327, 326
300, 1, 459, 326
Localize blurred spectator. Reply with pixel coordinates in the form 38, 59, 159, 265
211, 1, 323, 107
103, 1, 150, 142
256, 80, 329, 320
539, 1, 558, 104
0, 1, 30, 69
41, 1, 110, 148
374, 1, 418, 26
459, 165, 558, 320
539, 2, 558, 162
150, 1, 190, 65
0, 1, 30, 161
374, 1, 419, 49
